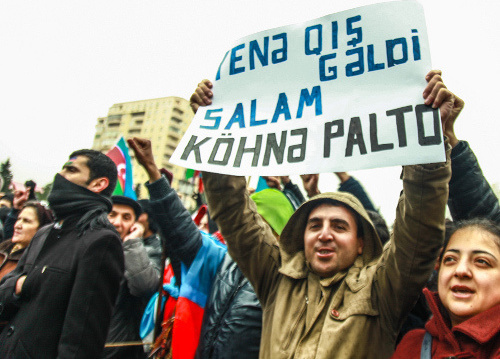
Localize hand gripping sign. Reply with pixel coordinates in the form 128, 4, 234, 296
171, 1, 443, 176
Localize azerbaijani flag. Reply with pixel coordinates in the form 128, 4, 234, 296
185, 169, 204, 194
172, 231, 226, 358
255, 176, 270, 193
106, 136, 137, 200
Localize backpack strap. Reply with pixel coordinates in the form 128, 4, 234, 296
420, 331, 432, 359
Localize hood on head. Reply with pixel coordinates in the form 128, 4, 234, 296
279, 191, 383, 278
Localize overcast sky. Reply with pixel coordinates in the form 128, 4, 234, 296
1, 0, 499, 224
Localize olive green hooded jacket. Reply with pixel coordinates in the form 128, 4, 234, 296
203, 159, 450, 358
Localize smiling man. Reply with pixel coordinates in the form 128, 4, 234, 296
0, 149, 124, 359
195, 70, 460, 358
303, 202, 364, 277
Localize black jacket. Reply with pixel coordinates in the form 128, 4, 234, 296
146, 176, 262, 359
0, 218, 124, 359
102, 234, 161, 359
448, 140, 500, 222
195, 253, 262, 359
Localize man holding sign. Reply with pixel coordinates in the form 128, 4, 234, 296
191, 69, 459, 358
173, 1, 446, 176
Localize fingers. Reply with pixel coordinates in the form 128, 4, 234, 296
128, 137, 150, 151
124, 222, 145, 241
263, 176, 281, 190
423, 71, 445, 107
423, 70, 465, 130
425, 69, 442, 82
280, 176, 291, 184
453, 94, 465, 113
190, 79, 213, 114
127, 138, 142, 157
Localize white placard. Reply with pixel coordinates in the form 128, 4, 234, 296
171, 1, 444, 175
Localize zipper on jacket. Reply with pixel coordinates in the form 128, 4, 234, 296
282, 295, 308, 351
207, 278, 246, 359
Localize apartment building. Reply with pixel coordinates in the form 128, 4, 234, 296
92, 96, 196, 210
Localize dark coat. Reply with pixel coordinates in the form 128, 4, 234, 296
448, 140, 500, 222
1, 208, 19, 243
146, 176, 262, 358
102, 234, 162, 359
0, 218, 124, 359
195, 253, 261, 359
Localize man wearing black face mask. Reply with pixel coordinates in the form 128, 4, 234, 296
0, 149, 124, 359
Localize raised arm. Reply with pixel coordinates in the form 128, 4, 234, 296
374, 70, 456, 331
448, 141, 500, 222
190, 81, 281, 303
429, 79, 500, 222
128, 137, 204, 267
202, 171, 281, 304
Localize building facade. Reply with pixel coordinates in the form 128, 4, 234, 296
92, 96, 196, 210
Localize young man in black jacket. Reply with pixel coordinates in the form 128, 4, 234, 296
0, 149, 124, 358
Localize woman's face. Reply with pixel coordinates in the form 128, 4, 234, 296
12, 207, 40, 248
438, 227, 500, 326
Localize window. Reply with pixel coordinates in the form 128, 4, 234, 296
168, 125, 180, 133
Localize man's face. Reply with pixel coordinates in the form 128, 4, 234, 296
59, 156, 92, 188
108, 204, 136, 240
304, 203, 364, 278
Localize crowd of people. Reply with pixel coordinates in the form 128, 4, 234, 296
0, 70, 498, 358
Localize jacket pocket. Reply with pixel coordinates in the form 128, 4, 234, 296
22, 265, 70, 299
329, 298, 379, 321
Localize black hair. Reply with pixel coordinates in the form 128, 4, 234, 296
24, 180, 37, 200
439, 218, 500, 264
69, 149, 118, 197
137, 199, 159, 234
309, 198, 364, 238
111, 195, 142, 220
22, 201, 55, 228
0, 194, 14, 206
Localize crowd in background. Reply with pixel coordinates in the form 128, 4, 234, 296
0, 70, 499, 359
